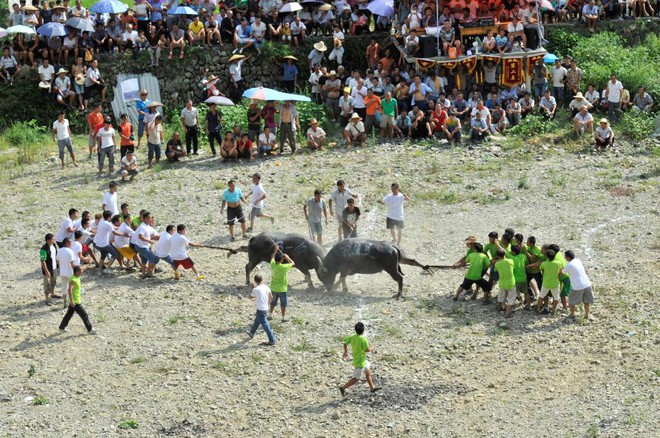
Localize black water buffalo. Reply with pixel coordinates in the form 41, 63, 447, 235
317, 239, 428, 298
234, 232, 326, 288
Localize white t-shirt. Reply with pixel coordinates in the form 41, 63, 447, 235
57, 247, 76, 276
169, 233, 190, 260
330, 187, 354, 216
71, 241, 82, 265
93, 220, 114, 247
131, 223, 156, 249
55, 217, 75, 242
345, 121, 365, 136
251, 284, 271, 311
562, 258, 592, 290
585, 90, 600, 102
252, 21, 267, 38
339, 96, 354, 116
551, 66, 567, 88
383, 192, 405, 221
96, 127, 116, 149
606, 80, 623, 103
595, 125, 613, 139
251, 183, 266, 209
153, 232, 173, 258
53, 119, 70, 140
258, 132, 276, 145
38, 64, 55, 81
351, 86, 367, 108
306, 127, 326, 140
507, 22, 524, 33
103, 191, 118, 216
114, 222, 133, 248
121, 155, 137, 169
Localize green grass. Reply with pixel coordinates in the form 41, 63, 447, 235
416, 189, 462, 204
251, 353, 263, 364
33, 395, 49, 406
27, 364, 35, 378
291, 339, 313, 352
213, 361, 227, 370
129, 356, 147, 364
117, 419, 139, 430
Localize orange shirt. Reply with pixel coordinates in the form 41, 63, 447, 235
87, 112, 104, 133
364, 94, 381, 116
119, 122, 133, 147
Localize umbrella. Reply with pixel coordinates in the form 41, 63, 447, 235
280, 2, 302, 12
279, 92, 311, 102
367, 0, 394, 17
90, 0, 129, 14
37, 22, 67, 38
146, 101, 164, 108
0, 28, 6, 39
65, 17, 95, 32
543, 53, 558, 63
204, 96, 235, 106
301, 0, 324, 3
5, 25, 36, 35
540, 0, 555, 11
243, 87, 290, 101
171, 5, 198, 15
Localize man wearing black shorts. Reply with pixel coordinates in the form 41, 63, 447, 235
453, 243, 493, 302
220, 179, 249, 241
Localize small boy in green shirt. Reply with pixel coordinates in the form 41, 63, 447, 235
268, 245, 295, 323
59, 266, 96, 334
509, 244, 533, 310
536, 249, 563, 315
453, 242, 493, 302
340, 322, 380, 396
483, 231, 500, 289
494, 249, 516, 318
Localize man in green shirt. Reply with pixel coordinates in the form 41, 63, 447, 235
550, 243, 571, 310
536, 249, 563, 315
525, 236, 544, 300
509, 244, 532, 310
340, 322, 380, 396
494, 249, 516, 318
59, 266, 96, 334
268, 246, 295, 323
453, 242, 493, 302
483, 231, 500, 289
379, 91, 398, 139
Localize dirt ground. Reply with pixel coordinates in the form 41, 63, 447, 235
0, 139, 658, 437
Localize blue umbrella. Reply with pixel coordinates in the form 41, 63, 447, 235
367, 0, 394, 17
90, 0, 128, 14
37, 22, 67, 37
65, 17, 95, 32
543, 53, 558, 63
242, 87, 312, 102
171, 5, 198, 15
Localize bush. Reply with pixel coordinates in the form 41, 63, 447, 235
507, 115, 559, 139
617, 111, 655, 141
0, 120, 51, 167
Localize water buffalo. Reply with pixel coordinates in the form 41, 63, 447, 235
232, 232, 326, 288
317, 239, 429, 298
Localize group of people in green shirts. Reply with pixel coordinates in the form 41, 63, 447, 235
452, 228, 594, 319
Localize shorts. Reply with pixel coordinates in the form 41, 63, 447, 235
249, 207, 263, 221
309, 221, 322, 236
460, 277, 492, 292
136, 245, 159, 265
271, 291, 288, 308
560, 276, 571, 297
540, 286, 560, 300
386, 217, 404, 230
226, 205, 246, 225
237, 36, 250, 45
515, 281, 528, 294
489, 265, 499, 282
568, 285, 594, 306
173, 258, 195, 269
94, 243, 119, 260
84, 83, 103, 100
527, 272, 542, 289
497, 287, 516, 305
74, 82, 84, 94
117, 246, 137, 260
352, 361, 371, 379
57, 138, 73, 159
81, 244, 91, 256
380, 114, 394, 129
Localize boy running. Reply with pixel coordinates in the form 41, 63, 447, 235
493, 249, 516, 318
340, 322, 380, 396
59, 265, 96, 334
268, 246, 295, 322
170, 224, 204, 280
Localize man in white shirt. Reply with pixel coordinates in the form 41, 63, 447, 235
170, 224, 204, 280
153, 224, 175, 269
550, 59, 567, 106
130, 212, 160, 277
251, 15, 267, 54
38, 58, 55, 85
258, 127, 277, 155
379, 183, 410, 246
328, 179, 358, 242
573, 107, 594, 137
306, 118, 326, 150
55, 208, 79, 247
246, 274, 276, 345
52, 111, 78, 168
0, 46, 21, 84
246, 173, 274, 232
121, 23, 138, 51
56, 238, 76, 307
120, 151, 139, 181
102, 181, 119, 216
343, 113, 366, 145
84, 59, 107, 110
96, 118, 117, 174
93, 211, 121, 271
113, 215, 138, 270
561, 250, 594, 320
604, 73, 623, 123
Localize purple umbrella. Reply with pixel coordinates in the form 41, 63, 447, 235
367, 0, 394, 17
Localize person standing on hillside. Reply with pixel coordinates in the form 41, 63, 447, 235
328, 180, 358, 242
379, 183, 409, 246
604, 73, 624, 123
562, 250, 594, 320
96, 117, 117, 175
59, 266, 96, 334
135, 89, 150, 148
268, 245, 295, 323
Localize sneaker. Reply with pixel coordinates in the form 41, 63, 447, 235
231, 236, 236, 241
59, 327, 68, 332
246, 331, 254, 339
281, 318, 288, 323
174, 271, 181, 280
88, 328, 97, 335
246, 227, 253, 233
238, 47, 244, 53
196, 274, 205, 281
260, 341, 276, 346
232, 48, 238, 54
339, 386, 346, 397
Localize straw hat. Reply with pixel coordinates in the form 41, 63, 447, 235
74, 74, 86, 85
206, 75, 218, 82
343, 86, 351, 93
313, 41, 327, 52
599, 118, 609, 124
574, 92, 584, 99
38, 81, 51, 89
57, 68, 68, 75
22, 5, 38, 11
139, 88, 148, 95
228, 54, 246, 63
319, 3, 332, 10
465, 235, 478, 243
350, 113, 361, 120
282, 55, 298, 61
310, 118, 318, 124
328, 70, 337, 76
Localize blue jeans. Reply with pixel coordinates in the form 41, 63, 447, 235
534, 83, 547, 99
98, 146, 115, 169
250, 310, 276, 344
552, 86, 564, 103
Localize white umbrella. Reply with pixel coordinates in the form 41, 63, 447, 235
0, 28, 7, 39
5, 25, 37, 35
204, 96, 235, 106
280, 2, 303, 12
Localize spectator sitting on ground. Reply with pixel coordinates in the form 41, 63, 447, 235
237, 133, 255, 160
343, 113, 366, 146
574, 107, 594, 137
470, 111, 489, 143
258, 127, 277, 155
539, 89, 557, 119
594, 118, 614, 149
188, 15, 206, 47
307, 118, 326, 150
632, 86, 654, 112
166, 132, 186, 162
120, 150, 139, 181
0, 47, 22, 84
54, 68, 75, 108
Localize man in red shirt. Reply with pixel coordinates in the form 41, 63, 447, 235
86, 104, 104, 158
428, 105, 450, 139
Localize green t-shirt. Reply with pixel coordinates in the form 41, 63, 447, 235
483, 242, 498, 260
465, 252, 489, 281
526, 245, 544, 273
494, 258, 515, 289
270, 259, 293, 293
555, 252, 569, 280
344, 333, 369, 368
540, 259, 563, 289
131, 216, 141, 230
509, 253, 529, 283
69, 275, 82, 305
498, 240, 511, 255
381, 98, 398, 117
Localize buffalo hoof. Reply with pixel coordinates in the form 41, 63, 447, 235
394, 293, 402, 299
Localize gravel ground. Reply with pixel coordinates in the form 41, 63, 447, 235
0, 138, 658, 437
